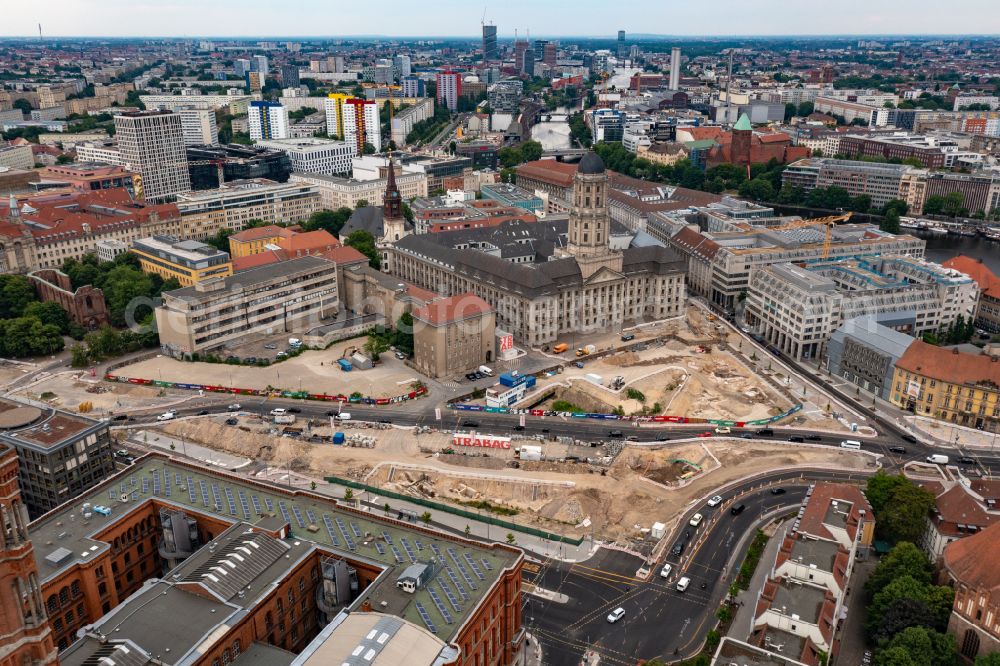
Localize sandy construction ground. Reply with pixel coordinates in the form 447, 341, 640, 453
148, 417, 875, 542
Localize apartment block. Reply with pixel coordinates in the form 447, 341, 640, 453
255, 137, 355, 176
177, 108, 220, 146
174, 179, 321, 240
290, 170, 428, 210
114, 111, 191, 203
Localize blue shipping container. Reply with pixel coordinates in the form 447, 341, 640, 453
337, 359, 353, 372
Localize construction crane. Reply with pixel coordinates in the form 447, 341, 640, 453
772, 213, 853, 260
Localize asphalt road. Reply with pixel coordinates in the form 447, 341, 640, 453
524, 470, 872, 665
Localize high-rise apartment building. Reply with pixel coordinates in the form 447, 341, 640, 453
252, 54, 269, 77
514, 41, 530, 75
248, 100, 290, 141
341, 98, 381, 153
280, 63, 300, 87
482, 24, 498, 62
401, 75, 425, 98
617, 30, 626, 59
234, 58, 251, 76
436, 71, 461, 112
177, 107, 219, 146
392, 55, 411, 78
114, 110, 191, 203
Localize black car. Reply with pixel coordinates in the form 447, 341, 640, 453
112, 414, 130, 421
197, 410, 209, 416
805, 435, 822, 441
731, 503, 746, 515
671, 540, 686, 556
901, 434, 918, 444
959, 456, 976, 464
378, 418, 392, 424
787, 435, 804, 443
326, 410, 339, 416
621, 334, 635, 342
462, 420, 480, 428
756, 428, 774, 437
225, 418, 239, 426
465, 373, 476, 380
740, 433, 754, 439
889, 445, 907, 454
609, 430, 624, 438
514, 425, 525, 431
770, 487, 786, 495
287, 407, 302, 414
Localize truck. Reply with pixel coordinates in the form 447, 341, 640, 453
584, 373, 603, 385
576, 344, 597, 357
337, 358, 353, 372
273, 414, 296, 424
552, 343, 569, 354
518, 445, 542, 462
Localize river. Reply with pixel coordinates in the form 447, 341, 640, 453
919, 231, 1000, 274
531, 105, 573, 151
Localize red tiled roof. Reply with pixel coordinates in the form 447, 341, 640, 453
229, 225, 292, 242
319, 245, 368, 266
932, 484, 997, 530
796, 482, 872, 543
896, 340, 1000, 387
671, 226, 722, 261
412, 292, 493, 326
278, 229, 340, 256
944, 520, 1000, 595
942, 255, 1000, 299
515, 160, 577, 187
232, 249, 289, 272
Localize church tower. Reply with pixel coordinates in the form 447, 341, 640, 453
564, 152, 622, 280
381, 158, 407, 244
0, 446, 58, 665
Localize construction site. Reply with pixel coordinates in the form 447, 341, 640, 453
134, 412, 876, 547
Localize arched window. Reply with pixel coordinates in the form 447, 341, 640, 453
47, 595, 58, 614
59, 587, 69, 604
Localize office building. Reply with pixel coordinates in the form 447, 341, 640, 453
617, 30, 626, 59
837, 133, 977, 169
174, 178, 321, 240
186, 143, 292, 189
248, 101, 290, 141
392, 55, 411, 78
95, 238, 129, 262
156, 255, 338, 355
480, 183, 543, 212
280, 64, 300, 87
290, 169, 427, 210
36, 163, 133, 192
487, 79, 523, 114
745, 256, 977, 361
0, 397, 114, 518
436, 71, 461, 112
783, 158, 922, 210
589, 108, 625, 142
0, 444, 58, 664
177, 107, 219, 146
942, 256, 1000, 333
826, 314, 917, 400
389, 153, 687, 345
114, 110, 191, 203
412, 293, 496, 378
252, 54, 269, 77
482, 24, 498, 62
131, 235, 233, 286
256, 137, 355, 176
0, 143, 34, 170
669, 47, 681, 91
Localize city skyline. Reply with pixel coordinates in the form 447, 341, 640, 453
5, 0, 1000, 38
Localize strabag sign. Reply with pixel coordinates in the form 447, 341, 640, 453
453, 433, 511, 449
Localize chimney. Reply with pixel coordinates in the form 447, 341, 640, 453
360, 599, 373, 612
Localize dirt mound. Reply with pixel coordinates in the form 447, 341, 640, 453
161, 419, 307, 463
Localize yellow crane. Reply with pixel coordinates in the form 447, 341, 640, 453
772, 213, 854, 259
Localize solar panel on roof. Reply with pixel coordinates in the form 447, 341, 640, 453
110, 488, 118, 499
415, 602, 437, 634
428, 588, 453, 624
445, 567, 469, 601
464, 553, 486, 581
438, 580, 462, 613
350, 522, 362, 538
414, 539, 424, 551
382, 530, 393, 545
374, 542, 385, 555
306, 509, 317, 525
390, 545, 404, 563
251, 495, 262, 515
291, 506, 305, 528
187, 477, 197, 503
481, 558, 492, 571
322, 515, 341, 547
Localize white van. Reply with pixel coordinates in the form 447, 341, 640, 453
660, 563, 672, 579
676, 576, 691, 592
270, 408, 287, 416
478, 365, 493, 377
840, 440, 862, 450
336, 412, 352, 421
926, 454, 950, 465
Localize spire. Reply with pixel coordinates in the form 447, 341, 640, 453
733, 113, 752, 132
383, 157, 402, 221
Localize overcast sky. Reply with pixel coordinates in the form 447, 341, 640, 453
4, 0, 999, 38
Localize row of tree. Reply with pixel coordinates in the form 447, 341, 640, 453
499, 140, 544, 169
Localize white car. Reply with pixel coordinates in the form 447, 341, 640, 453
156, 411, 176, 421
660, 563, 672, 579
227, 403, 241, 411
715, 426, 731, 434
270, 408, 287, 416
676, 576, 691, 592
706, 495, 723, 508
689, 513, 704, 528
606, 607, 625, 623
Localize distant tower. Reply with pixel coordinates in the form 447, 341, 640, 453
669, 47, 682, 91
726, 49, 735, 122
617, 30, 626, 59
732, 113, 753, 170
482, 24, 498, 64
38, 23, 43, 40
0, 446, 58, 664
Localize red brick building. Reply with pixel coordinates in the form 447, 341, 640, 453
28, 269, 110, 330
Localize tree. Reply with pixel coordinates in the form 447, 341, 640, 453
941, 191, 965, 218
976, 654, 1000, 666
23, 301, 70, 334
876, 626, 958, 666
344, 488, 354, 502
363, 332, 390, 362
0, 274, 37, 319
464, 525, 471, 537
420, 511, 432, 524
519, 140, 543, 162
0, 317, 64, 357
881, 209, 902, 234
784, 102, 797, 122
850, 194, 872, 214
883, 198, 909, 217
923, 195, 947, 216
302, 207, 353, 236
392, 312, 414, 356
880, 482, 935, 545
12, 99, 32, 115
70, 344, 90, 368
344, 230, 380, 269
309, 481, 317, 491
100, 265, 154, 327
872, 597, 939, 644
866, 471, 909, 515
866, 542, 933, 598
56, 153, 73, 164
868, 576, 954, 639
797, 101, 815, 117
505, 533, 516, 544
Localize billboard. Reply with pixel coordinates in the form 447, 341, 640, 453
906, 380, 921, 399
452, 433, 511, 449
498, 333, 514, 352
